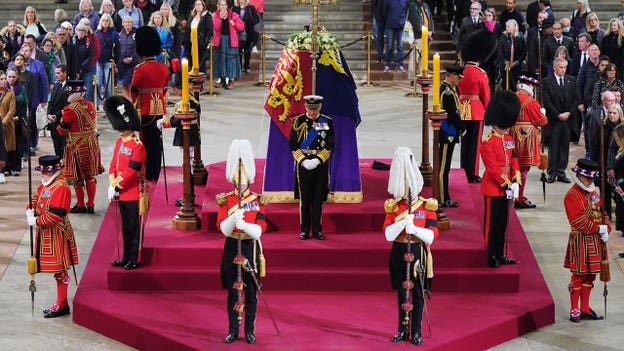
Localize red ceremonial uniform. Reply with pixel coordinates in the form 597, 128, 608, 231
458, 63, 490, 122
458, 62, 490, 180
564, 185, 610, 274
130, 59, 169, 117
563, 182, 610, 320
57, 97, 102, 182
481, 130, 521, 266
513, 90, 548, 167
480, 131, 521, 196
31, 176, 78, 273
109, 134, 147, 201
216, 189, 267, 338
383, 197, 438, 340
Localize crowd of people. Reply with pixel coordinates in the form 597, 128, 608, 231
0, 0, 264, 181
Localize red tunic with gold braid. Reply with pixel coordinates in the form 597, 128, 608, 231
57, 97, 102, 182
130, 59, 169, 118
31, 176, 78, 273
512, 90, 548, 167
480, 130, 521, 196
109, 134, 146, 201
216, 190, 268, 238
383, 197, 439, 290
564, 184, 611, 274
457, 63, 490, 121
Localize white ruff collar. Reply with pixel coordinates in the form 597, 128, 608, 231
42, 171, 61, 186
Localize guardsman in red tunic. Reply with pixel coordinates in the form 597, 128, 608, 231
104, 96, 147, 271
512, 74, 548, 209
480, 91, 521, 268
384, 147, 439, 346
458, 29, 496, 183
26, 155, 79, 318
216, 140, 267, 345
57, 80, 102, 214
564, 159, 610, 322
130, 26, 170, 183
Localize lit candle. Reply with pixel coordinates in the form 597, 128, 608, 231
191, 24, 199, 74
181, 58, 189, 111
421, 26, 428, 77
433, 53, 440, 109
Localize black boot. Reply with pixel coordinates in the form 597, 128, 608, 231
412, 331, 423, 345
391, 331, 407, 342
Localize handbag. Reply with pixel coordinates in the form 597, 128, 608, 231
238, 29, 247, 43
35, 105, 48, 130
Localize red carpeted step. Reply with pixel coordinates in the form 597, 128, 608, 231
107, 263, 519, 293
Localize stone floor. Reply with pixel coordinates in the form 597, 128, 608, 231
2, 81, 624, 350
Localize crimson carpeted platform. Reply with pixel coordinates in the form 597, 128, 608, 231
73, 160, 554, 351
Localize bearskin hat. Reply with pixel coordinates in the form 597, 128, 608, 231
103, 96, 140, 131
135, 26, 161, 57
461, 29, 498, 63
484, 90, 520, 129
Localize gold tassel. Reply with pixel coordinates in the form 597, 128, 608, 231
259, 254, 266, 277
139, 190, 149, 215
27, 257, 37, 275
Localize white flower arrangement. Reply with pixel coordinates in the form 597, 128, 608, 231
286, 30, 340, 51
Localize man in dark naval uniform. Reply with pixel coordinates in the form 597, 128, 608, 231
216, 139, 267, 344
438, 65, 465, 207
130, 26, 170, 183
289, 95, 335, 240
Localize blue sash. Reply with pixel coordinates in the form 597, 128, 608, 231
300, 116, 327, 149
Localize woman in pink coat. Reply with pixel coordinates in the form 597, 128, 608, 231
212, 0, 244, 89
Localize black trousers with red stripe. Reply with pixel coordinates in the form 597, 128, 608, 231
483, 196, 510, 260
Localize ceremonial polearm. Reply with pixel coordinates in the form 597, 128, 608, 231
599, 112, 610, 319
536, 25, 547, 202
294, 0, 337, 94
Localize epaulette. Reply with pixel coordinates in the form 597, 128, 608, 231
419, 196, 438, 211
215, 191, 235, 206
253, 193, 269, 205
384, 197, 401, 213
483, 132, 495, 141
319, 113, 333, 120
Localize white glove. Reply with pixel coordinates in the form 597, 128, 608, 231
308, 158, 321, 169
301, 159, 315, 170
219, 209, 245, 237
236, 219, 262, 240
107, 185, 118, 201
413, 226, 435, 245
232, 209, 245, 222
384, 220, 407, 241
156, 118, 163, 130
26, 209, 36, 226
539, 107, 546, 116
600, 231, 609, 243
510, 182, 520, 200
402, 214, 415, 227
405, 222, 417, 235
599, 224, 608, 234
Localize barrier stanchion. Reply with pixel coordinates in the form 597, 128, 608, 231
405, 41, 420, 97
361, 31, 378, 87
254, 32, 269, 87
205, 44, 220, 97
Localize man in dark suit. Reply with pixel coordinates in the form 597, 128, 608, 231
570, 33, 591, 78
56, 23, 77, 81
455, 1, 483, 58
541, 22, 575, 73
47, 65, 69, 158
542, 58, 581, 183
